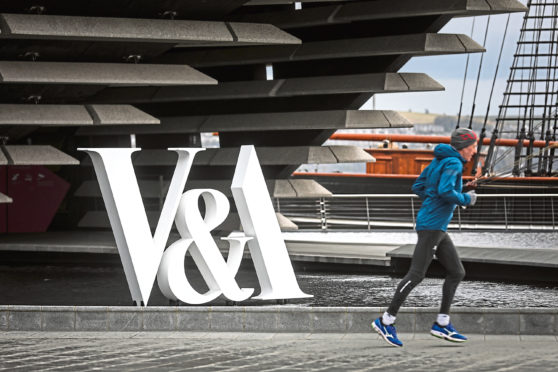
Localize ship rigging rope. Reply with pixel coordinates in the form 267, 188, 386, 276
467, 15, 492, 130
543, 1, 558, 173
485, 0, 534, 175
477, 142, 558, 184
487, 1, 558, 178
472, 13, 511, 176
456, 17, 476, 129
537, 0, 557, 174
523, 2, 547, 174
489, 107, 557, 174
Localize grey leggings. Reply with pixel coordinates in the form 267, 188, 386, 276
387, 230, 465, 316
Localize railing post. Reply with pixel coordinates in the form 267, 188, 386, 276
529, 196, 533, 225
365, 197, 371, 231
503, 197, 508, 230
457, 206, 462, 231
319, 197, 328, 231
276, 198, 281, 213
551, 196, 555, 230
410, 197, 416, 230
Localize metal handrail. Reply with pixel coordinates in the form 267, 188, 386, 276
275, 193, 558, 231
329, 193, 558, 198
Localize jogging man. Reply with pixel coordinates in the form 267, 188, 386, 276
372, 128, 478, 347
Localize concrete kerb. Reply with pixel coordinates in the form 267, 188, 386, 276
0, 306, 556, 334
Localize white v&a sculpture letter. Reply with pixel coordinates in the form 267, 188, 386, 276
79, 145, 311, 306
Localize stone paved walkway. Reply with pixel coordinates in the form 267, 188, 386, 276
0, 332, 556, 371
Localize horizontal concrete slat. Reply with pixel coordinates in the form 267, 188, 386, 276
87, 105, 160, 125
336, 0, 475, 21
220, 22, 301, 45
236, 0, 526, 29
96, 73, 443, 103
0, 61, 216, 86
463, 0, 528, 16
79, 146, 373, 166
76, 110, 411, 136
0, 1, 248, 20
75, 178, 331, 198
423, 33, 484, 54
204, 146, 373, 165
0, 13, 300, 46
245, 0, 354, 5
285, 179, 332, 197
0, 104, 92, 126
202, 110, 412, 131
0, 104, 158, 126
398, 73, 443, 91
276, 212, 298, 230
329, 146, 376, 163
0, 192, 12, 203
206, 146, 340, 166
170, 34, 483, 68
4, 145, 79, 165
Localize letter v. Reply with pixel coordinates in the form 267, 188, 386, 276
78, 148, 204, 305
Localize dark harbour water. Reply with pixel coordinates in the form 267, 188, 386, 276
1, 264, 557, 308
296, 273, 558, 308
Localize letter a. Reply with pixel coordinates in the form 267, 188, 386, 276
231, 145, 312, 300
78, 147, 204, 305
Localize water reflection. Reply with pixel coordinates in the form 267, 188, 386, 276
295, 273, 558, 308
1, 265, 556, 307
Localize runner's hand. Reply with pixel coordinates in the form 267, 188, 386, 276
466, 190, 477, 206
464, 178, 478, 188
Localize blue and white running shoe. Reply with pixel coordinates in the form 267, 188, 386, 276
431, 322, 468, 342
372, 318, 403, 347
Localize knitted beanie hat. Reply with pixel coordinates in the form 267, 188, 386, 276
450, 128, 477, 150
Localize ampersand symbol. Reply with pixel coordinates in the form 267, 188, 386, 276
156, 189, 254, 304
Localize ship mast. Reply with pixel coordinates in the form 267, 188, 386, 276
484, 0, 558, 178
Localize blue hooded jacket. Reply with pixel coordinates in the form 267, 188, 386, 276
412, 144, 472, 231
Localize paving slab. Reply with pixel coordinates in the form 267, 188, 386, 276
0, 331, 555, 371
1, 306, 556, 335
